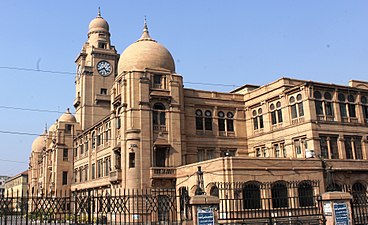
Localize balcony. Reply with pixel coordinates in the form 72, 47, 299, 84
150, 167, 176, 179
317, 115, 335, 122
109, 170, 122, 183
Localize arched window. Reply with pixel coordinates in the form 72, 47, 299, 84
153, 103, 166, 131
218, 111, 225, 131
242, 182, 261, 209
270, 101, 283, 126
195, 109, 213, 133
252, 108, 264, 131
290, 94, 304, 122
209, 185, 219, 197
352, 182, 366, 204
271, 182, 288, 208
195, 110, 204, 130
298, 181, 314, 207
338, 93, 357, 122
226, 112, 234, 132
204, 110, 212, 131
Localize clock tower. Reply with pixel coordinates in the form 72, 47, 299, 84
74, 9, 119, 130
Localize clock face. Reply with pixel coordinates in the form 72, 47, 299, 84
97, 61, 112, 76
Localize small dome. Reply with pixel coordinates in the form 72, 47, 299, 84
59, 108, 76, 123
118, 21, 175, 73
88, 9, 109, 34
31, 135, 45, 153
48, 123, 57, 132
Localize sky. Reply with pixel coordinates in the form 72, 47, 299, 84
0, 1, 368, 176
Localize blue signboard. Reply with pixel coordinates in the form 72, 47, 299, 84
198, 207, 214, 225
334, 202, 349, 225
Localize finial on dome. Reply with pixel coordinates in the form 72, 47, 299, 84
97, 7, 101, 17
138, 16, 153, 41
66, 108, 70, 113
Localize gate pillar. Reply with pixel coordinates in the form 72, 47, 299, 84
320, 192, 353, 225
189, 195, 219, 225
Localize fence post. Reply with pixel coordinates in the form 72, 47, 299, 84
320, 192, 353, 225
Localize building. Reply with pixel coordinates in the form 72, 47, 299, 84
28, 10, 368, 200
4, 171, 28, 196
0, 176, 10, 197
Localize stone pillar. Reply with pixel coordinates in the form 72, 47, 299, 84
189, 195, 219, 225
321, 192, 353, 225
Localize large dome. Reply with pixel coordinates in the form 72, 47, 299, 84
88, 9, 109, 34
118, 22, 175, 73
58, 108, 76, 123
31, 135, 45, 153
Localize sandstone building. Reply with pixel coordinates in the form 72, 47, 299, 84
28, 11, 368, 200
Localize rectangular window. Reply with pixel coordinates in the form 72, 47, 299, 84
129, 153, 135, 168
259, 116, 264, 128
205, 117, 212, 130
105, 157, 111, 176
325, 102, 334, 116
344, 137, 353, 159
277, 109, 283, 123
206, 149, 215, 160
271, 111, 277, 125
84, 166, 88, 181
198, 149, 205, 162
298, 103, 304, 117
65, 124, 72, 134
253, 117, 258, 130
100, 88, 107, 95
218, 118, 225, 131
79, 167, 82, 182
315, 101, 324, 115
363, 105, 368, 120
196, 117, 203, 130
97, 160, 102, 178
348, 104, 356, 117
340, 103, 347, 118
92, 163, 95, 179
291, 105, 298, 119
153, 74, 162, 88
320, 136, 329, 158
98, 42, 107, 49
62, 171, 68, 185
63, 148, 68, 161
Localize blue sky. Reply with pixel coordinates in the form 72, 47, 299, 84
0, 1, 368, 176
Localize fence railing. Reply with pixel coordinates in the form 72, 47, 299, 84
216, 180, 325, 224
0, 188, 190, 225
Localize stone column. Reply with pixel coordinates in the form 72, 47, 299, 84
321, 192, 353, 225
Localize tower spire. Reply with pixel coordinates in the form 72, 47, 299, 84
98, 7, 101, 17
138, 16, 153, 41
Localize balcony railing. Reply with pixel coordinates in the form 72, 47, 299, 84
153, 125, 166, 131
150, 167, 176, 179
317, 115, 335, 122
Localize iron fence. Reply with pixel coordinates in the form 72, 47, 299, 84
0, 188, 190, 225
216, 180, 325, 225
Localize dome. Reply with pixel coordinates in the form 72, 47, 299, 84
48, 123, 57, 132
31, 135, 45, 153
118, 21, 175, 73
88, 9, 109, 34
59, 108, 76, 123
